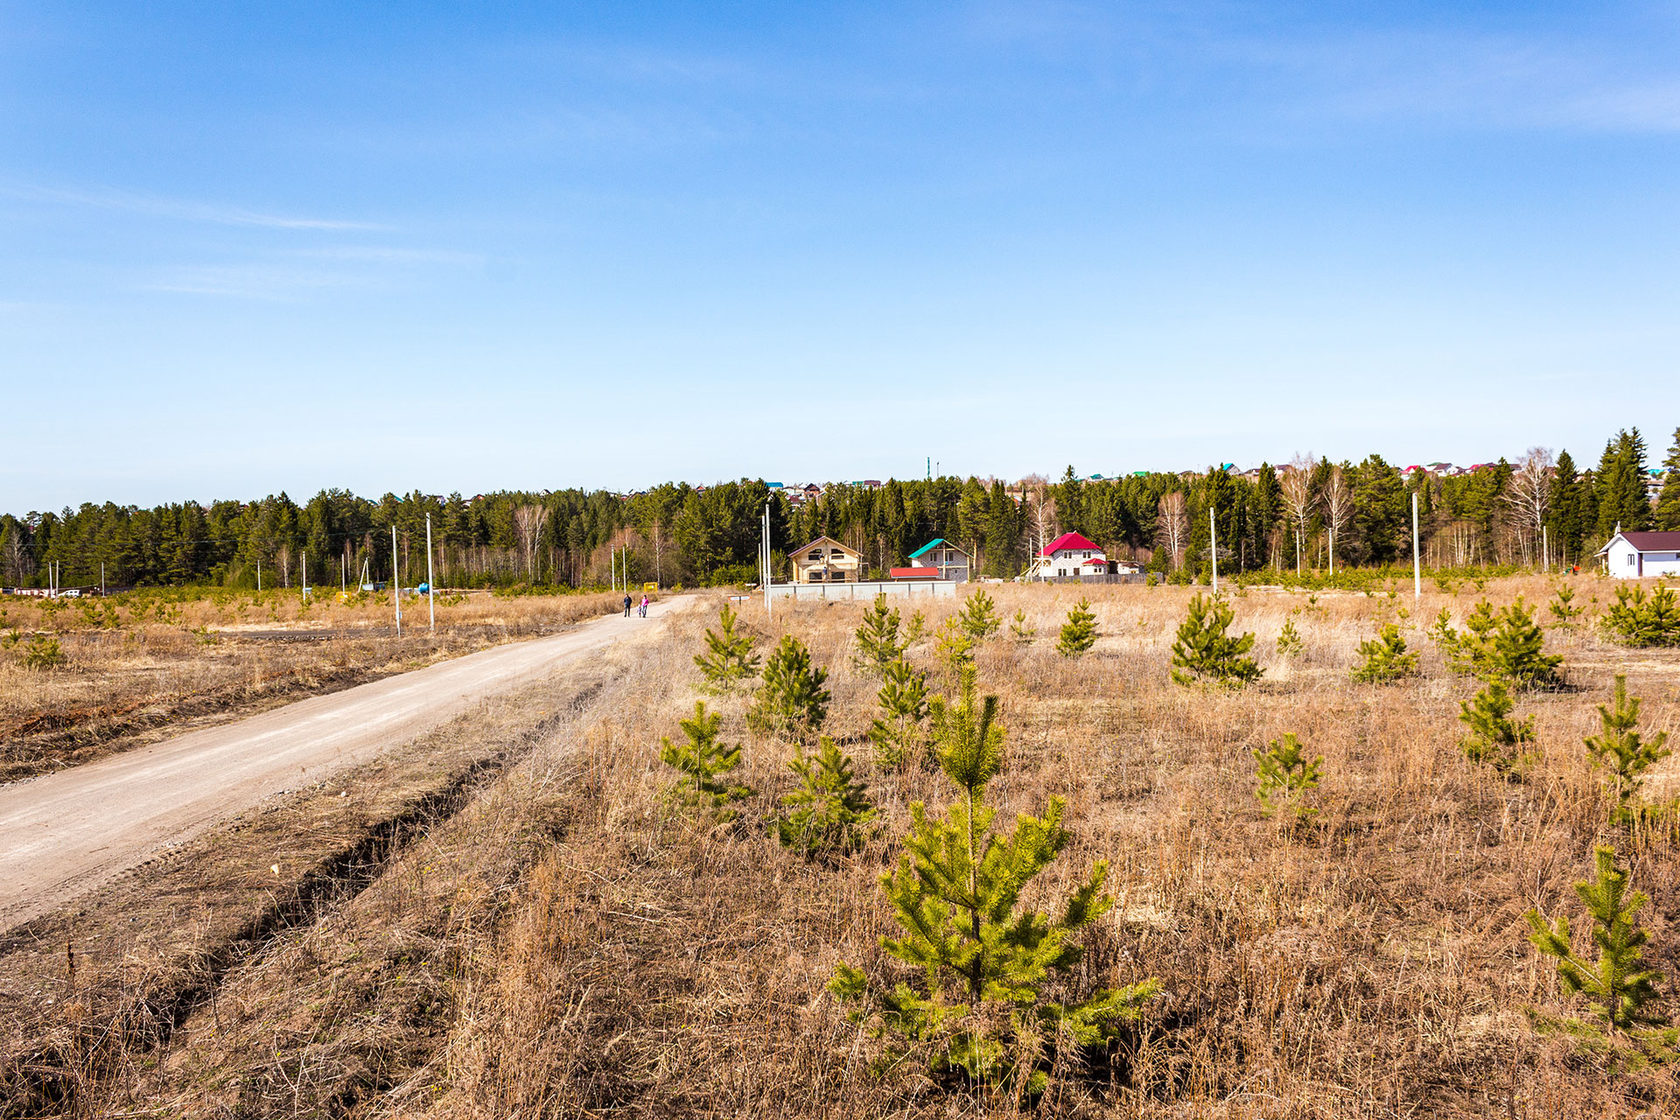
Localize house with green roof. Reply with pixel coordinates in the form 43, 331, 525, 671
908, 538, 970, 582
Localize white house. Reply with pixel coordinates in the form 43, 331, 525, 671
1026, 531, 1109, 580
1598, 531, 1680, 579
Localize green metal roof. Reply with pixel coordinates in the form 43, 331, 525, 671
908, 538, 945, 560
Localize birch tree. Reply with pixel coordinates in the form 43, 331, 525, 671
1156, 491, 1188, 571
1503, 447, 1554, 569
1279, 455, 1316, 575
1320, 465, 1351, 575
513, 504, 544, 582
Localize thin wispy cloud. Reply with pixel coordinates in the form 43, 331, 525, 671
4, 182, 384, 230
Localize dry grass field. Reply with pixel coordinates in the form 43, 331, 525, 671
0, 587, 622, 782
6, 575, 1680, 1117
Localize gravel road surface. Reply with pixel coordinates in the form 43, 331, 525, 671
0, 596, 693, 930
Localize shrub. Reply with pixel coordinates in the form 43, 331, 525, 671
660, 701, 752, 816
1275, 616, 1303, 659
1526, 846, 1668, 1035
1056, 598, 1097, 658
1349, 623, 1418, 684
748, 635, 830, 740
866, 657, 929, 769
19, 635, 65, 672
853, 595, 907, 678
693, 603, 761, 693
1603, 585, 1680, 648
1170, 593, 1261, 687
831, 666, 1157, 1094
1585, 675, 1671, 824
956, 589, 1001, 642
1458, 679, 1534, 774
1253, 733, 1321, 824
774, 737, 877, 856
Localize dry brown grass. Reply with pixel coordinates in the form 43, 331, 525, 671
0, 588, 621, 781
8, 575, 1680, 1117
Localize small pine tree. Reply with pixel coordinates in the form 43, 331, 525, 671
853, 594, 907, 678
831, 666, 1157, 1092
748, 635, 831, 740
661, 701, 752, 815
1253, 733, 1321, 824
19, 635, 65, 671
775, 737, 877, 856
1275, 616, 1303, 659
903, 610, 927, 646
1008, 609, 1036, 646
1585, 675, 1671, 824
1170, 593, 1261, 687
867, 657, 930, 769
956, 589, 1002, 642
1603, 585, 1680, 648
1056, 598, 1098, 658
693, 604, 761, 692
1458, 678, 1534, 773
1549, 583, 1583, 625
1526, 845, 1667, 1032
1349, 623, 1418, 684
1438, 599, 1562, 687
934, 616, 976, 678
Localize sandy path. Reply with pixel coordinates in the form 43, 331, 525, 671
0, 596, 694, 930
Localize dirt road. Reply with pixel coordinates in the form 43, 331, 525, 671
0, 596, 693, 930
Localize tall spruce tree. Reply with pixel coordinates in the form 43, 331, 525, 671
831, 665, 1157, 1092
1656, 428, 1680, 531
1596, 429, 1652, 538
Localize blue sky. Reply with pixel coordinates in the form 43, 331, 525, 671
4, 2, 1679, 511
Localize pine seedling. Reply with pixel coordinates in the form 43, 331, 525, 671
935, 616, 976, 678
1604, 585, 1680, 648
1008, 609, 1036, 646
832, 663, 1158, 1093
1526, 845, 1667, 1033
19, 635, 65, 671
692, 603, 761, 693
903, 610, 927, 645
853, 594, 906, 678
957, 589, 1002, 642
1458, 678, 1534, 774
1056, 598, 1098, 658
1478, 599, 1564, 689
1275, 616, 1303, 659
661, 700, 752, 816
1170, 593, 1261, 687
775, 737, 877, 856
867, 657, 930, 769
1585, 675, 1671, 824
1349, 623, 1418, 684
1550, 583, 1583, 625
748, 635, 831, 741
1253, 733, 1322, 824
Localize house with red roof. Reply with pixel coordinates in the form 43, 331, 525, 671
1025, 531, 1113, 581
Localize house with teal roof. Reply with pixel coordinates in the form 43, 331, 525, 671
908, 538, 970, 582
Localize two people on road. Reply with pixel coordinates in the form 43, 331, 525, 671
622, 592, 653, 618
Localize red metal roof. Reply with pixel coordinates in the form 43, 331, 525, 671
1041, 531, 1101, 557
890, 567, 940, 580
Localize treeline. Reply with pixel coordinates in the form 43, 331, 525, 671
3, 427, 1677, 591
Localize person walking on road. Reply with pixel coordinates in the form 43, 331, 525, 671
639, 594, 649, 617
623, 593, 632, 617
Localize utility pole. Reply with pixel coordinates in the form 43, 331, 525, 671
301, 551, 308, 600
100, 562, 104, 597
257, 558, 262, 592
1411, 492, 1421, 601
392, 525, 402, 638
1209, 509, 1218, 593
762, 502, 773, 619
426, 513, 435, 633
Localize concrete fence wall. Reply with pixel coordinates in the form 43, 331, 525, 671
767, 579, 959, 602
